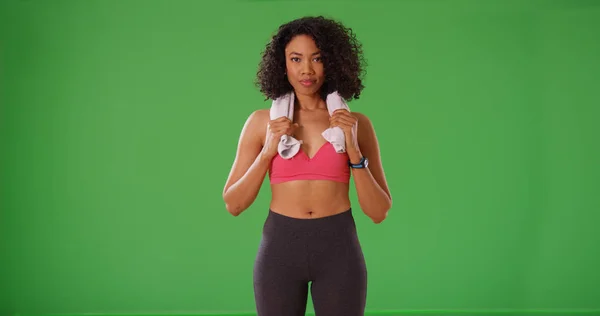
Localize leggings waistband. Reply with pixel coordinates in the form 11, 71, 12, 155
264, 208, 356, 236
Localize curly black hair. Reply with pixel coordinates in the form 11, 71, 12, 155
256, 16, 366, 102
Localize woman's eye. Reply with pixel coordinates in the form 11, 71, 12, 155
291, 57, 300, 62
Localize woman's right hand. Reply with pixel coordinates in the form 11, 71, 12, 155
262, 117, 299, 159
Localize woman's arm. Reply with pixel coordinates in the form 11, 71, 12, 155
222, 110, 271, 216
347, 113, 392, 223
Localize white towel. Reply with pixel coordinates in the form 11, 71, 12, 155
270, 91, 350, 159
322, 92, 351, 153
269, 92, 302, 159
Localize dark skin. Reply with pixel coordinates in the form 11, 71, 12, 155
223, 35, 392, 223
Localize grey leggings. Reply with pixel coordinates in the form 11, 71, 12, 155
253, 208, 367, 316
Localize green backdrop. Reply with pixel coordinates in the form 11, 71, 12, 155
1, 0, 599, 315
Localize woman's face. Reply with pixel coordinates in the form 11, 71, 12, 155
284, 34, 325, 97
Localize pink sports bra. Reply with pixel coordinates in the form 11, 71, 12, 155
269, 142, 351, 184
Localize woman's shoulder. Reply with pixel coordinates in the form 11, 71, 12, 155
246, 109, 270, 128
241, 108, 269, 125
351, 111, 378, 141
350, 111, 367, 119
251, 108, 270, 120
351, 111, 372, 127
238, 109, 270, 140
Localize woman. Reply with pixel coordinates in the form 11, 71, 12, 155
222, 16, 392, 316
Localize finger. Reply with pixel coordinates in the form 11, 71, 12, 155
285, 122, 299, 132
270, 122, 290, 131
269, 119, 288, 126
268, 123, 285, 133
276, 118, 296, 126
272, 116, 291, 123
336, 112, 351, 119
329, 120, 344, 128
289, 123, 300, 134
332, 109, 349, 115
270, 118, 290, 127
272, 131, 285, 139
334, 115, 356, 126
277, 126, 290, 134
330, 113, 350, 123
285, 122, 298, 129
330, 116, 348, 127
330, 121, 348, 129
331, 116, 351, 126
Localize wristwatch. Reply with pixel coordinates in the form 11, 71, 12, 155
349, 156, 368, 169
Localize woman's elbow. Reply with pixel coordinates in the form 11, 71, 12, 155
224, 202, 244, 217
371, 210, 388, 224
223, 192, 244, 217
372, 200, 392, 224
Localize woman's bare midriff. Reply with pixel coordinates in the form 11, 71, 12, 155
269, 180, 352, 219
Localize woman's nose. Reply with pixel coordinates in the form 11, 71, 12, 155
301, 62, 314, 75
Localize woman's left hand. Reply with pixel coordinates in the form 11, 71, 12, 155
330, 109, 361, 159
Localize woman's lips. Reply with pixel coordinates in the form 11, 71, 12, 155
300, 79, 315, 86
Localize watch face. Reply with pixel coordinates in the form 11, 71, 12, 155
349, 157, 368, 168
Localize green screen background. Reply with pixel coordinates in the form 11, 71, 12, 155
1, 0, 599, 315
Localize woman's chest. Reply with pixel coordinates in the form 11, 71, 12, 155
294, 114, 330, 140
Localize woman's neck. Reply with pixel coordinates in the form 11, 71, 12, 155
295, 92, 325, 111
